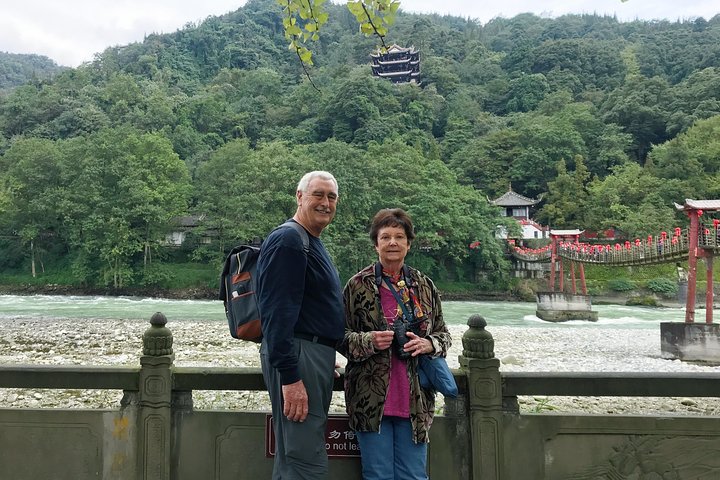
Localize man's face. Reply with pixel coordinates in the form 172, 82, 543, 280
296, 177, 338, 235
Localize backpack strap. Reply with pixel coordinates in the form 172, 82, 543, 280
280, 220, 310, 254
218, 244, 249, 302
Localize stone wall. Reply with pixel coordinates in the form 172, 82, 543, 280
2, 313, 720, 479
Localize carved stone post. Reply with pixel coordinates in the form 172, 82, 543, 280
138, 312, 174, 480
459, 314, 503, 480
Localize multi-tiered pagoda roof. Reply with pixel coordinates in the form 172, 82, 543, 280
370, 44, 420, 84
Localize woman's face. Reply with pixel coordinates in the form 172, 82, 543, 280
375, 225, 411, 267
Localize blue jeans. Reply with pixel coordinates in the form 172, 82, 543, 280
356, 416, 428, 480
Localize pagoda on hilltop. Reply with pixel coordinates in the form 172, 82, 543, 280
370, 44, 420, 84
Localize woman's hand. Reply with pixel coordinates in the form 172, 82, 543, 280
404, 332, 434, 357
372, 330, 395, 350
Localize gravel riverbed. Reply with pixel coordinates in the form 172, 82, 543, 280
1, 317, 719, 416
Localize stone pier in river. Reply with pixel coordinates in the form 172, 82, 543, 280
535, 292, 598, 322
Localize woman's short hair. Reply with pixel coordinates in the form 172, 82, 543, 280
297, 171, 338, 193
369, 208, 416, 245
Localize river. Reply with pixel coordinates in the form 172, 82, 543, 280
0, 294, 687, 329
0, 294, 716, 414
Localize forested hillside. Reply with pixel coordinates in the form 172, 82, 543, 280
0, 52, 64, 92
1, 0, 720, 290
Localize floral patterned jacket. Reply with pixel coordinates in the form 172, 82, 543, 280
338, 263, 451, 444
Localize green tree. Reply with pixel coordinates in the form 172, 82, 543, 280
601, 75, 673, 163
60, 128, 191, 287
649, 115, 720, 199
448, 127, 520, 196
505, 73, 550, 113
536, 155, 590, 228
193, 139, 321, 262
530, 38, 625, 91
508, 113, 587, 196
0, 82, 65, 137
666, 67, 720, 137
0, 138, 64, 276
538, 96, 631, 178
584, 163, 681, 238
0, 52, 63, 90
316, 68, 401, 145
194, 139, 277, 257
345, 139, 510, 282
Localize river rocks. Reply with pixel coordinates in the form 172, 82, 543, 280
1, 317, 719, 415
500, 354, 523, 366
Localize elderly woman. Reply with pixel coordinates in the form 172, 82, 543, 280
340, 208, 451, 480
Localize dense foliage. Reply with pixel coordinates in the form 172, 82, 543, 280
0, 52, 64, 92
2, 0, 720, 289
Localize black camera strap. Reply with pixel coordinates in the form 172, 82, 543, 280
374, 261, 412, 289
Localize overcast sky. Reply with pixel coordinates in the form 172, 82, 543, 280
1, 0, 718, 67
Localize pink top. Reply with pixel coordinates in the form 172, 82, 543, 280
379, 287, 410, 418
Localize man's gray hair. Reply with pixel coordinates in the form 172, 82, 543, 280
297, 171, 338, 193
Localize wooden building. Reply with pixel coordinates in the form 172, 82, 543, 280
370, 44, 420, 84
491, 188, 547, 240
491, 188, 541, 220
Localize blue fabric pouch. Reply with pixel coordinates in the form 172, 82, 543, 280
418, 355, 458, 398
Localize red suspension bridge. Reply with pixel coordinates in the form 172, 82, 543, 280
508, 199, 720, 325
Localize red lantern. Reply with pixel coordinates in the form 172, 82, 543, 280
661, 231, 667, 239
674, 227, 682, 236
698, 210, 704, 216
714, 219, 720, 228
634, 238, 641, 246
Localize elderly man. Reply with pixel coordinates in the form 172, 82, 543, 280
257, 171, 344, 479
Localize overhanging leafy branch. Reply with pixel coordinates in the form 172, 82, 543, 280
277, 0, 400, 84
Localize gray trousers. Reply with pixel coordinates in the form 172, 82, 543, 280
261, 338, 336, 480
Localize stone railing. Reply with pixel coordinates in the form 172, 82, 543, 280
2, 313, 720, 479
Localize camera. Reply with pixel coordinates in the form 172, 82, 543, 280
392, 317, 419, 360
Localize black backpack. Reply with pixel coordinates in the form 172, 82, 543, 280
219, 221, 310, 342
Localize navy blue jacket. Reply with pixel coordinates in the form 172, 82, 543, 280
256, 221, 344, 384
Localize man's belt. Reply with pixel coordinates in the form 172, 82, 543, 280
294, 332, 338, 348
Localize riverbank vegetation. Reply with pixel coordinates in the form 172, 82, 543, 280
2, 0, 720, 295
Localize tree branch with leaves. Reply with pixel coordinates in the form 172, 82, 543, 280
278, 0, 400, 85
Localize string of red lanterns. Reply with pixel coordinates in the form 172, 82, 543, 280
508, 217, 720, 263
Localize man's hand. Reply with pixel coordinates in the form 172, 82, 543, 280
372, 330, 394, 350
282, 380, 309, 422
